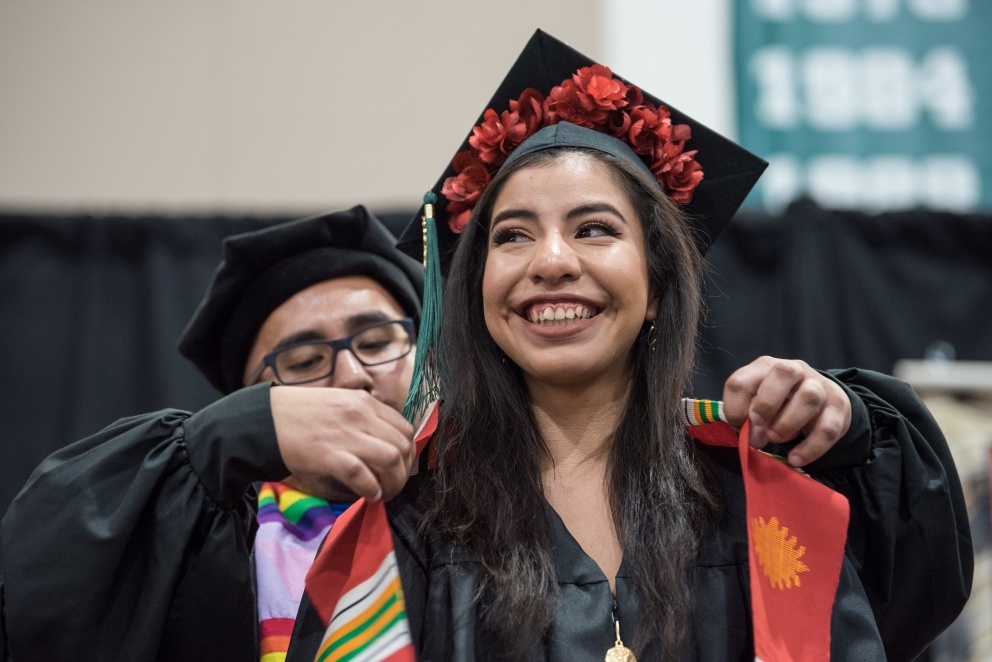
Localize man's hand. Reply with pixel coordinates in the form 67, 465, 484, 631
270, 387, 415, 501
722, 356, 852, 467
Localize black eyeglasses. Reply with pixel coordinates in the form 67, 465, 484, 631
246, 318, 415, 386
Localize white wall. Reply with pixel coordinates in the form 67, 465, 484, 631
0, 1, 730, 215
601, 0, 734, 140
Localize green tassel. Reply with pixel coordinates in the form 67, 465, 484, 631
402, 192, 443, 424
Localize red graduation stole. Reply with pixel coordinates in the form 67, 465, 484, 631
303, 407, 439, 662
685, 400, 850, 661
305, 401, 849, 662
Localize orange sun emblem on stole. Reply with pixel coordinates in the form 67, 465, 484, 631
751, 516, 809, 589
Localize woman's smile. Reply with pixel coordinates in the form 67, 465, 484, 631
523, 300, 599, 325
512, 297, 602, 343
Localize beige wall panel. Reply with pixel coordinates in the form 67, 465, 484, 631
0, 1, 601, 214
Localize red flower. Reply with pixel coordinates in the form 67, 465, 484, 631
653, 149, 704, 204
668, 122, 691, 150
545, 79, 599, 128
574, 64, 630, 117
447, 208, 472, 234
628, 105, 672, 156
650, 122, 691, 166
623, 84, 644, 108
605, 110, 632, 140
469, 108, 531, 167
510, 88, 545, 134
442, 150, 491, 233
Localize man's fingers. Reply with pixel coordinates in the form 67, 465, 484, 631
321, 450, 384, 501
724, 357, 807, 447
722, 357, 853, 465
367, 396, 415, 437
723, 358, 771, 428
787, 400, 851, 467
349, 412, 416, 483
319, 434, 411, 502
747, 359, 807, 428
761, 374, 826, 443
335, 390, 414, 439
357, 432, 415, 496
340, 392, 415, 466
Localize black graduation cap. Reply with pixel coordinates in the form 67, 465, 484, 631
178, 205, 424, 394
396, 28, 767, 270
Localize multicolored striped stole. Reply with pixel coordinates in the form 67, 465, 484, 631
303, 407, 439, 662
305, 400, 849, 662
256, 482, 350, 662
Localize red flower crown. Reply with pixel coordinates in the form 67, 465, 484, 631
440, 64, 704, 234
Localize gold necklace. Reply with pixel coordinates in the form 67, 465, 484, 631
605, 619, 637, 662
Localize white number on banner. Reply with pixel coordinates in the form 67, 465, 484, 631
919, 48, 974, 129
751, 47, 974, 130
909, 0, 967, 20
749, 47, 800, 128
750, 0, 968, 21
761, 153, 980, 212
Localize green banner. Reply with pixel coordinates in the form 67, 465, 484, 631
735, 0, 990, 212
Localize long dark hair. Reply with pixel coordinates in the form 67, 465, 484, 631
425, 147, 720, 658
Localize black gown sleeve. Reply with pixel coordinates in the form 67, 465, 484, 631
806, 368, 973, 661
0, 383, 289, 662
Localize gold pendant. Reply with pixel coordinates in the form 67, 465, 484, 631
605, 620, 637, 662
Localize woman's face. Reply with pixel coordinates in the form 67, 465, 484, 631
482, 153, 657, 389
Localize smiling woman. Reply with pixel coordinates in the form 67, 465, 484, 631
420, 122, 727, 660
293, 30, 972, 662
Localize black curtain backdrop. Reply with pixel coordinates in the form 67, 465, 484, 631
2, 203, 991, 515
694, 200, 992, 397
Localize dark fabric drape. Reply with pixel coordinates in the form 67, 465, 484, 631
2, 204, 991, 515
693, 199, 992, 398
0, 214, 278, 516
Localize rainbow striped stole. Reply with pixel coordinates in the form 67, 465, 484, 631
305, 401, 849, 662
257, 483, 348, 541
256, 482, 350, 662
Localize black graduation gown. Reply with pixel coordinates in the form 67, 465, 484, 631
366, 442, 885, 661
0, 370, 972, 661
288, 369, 973, 661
